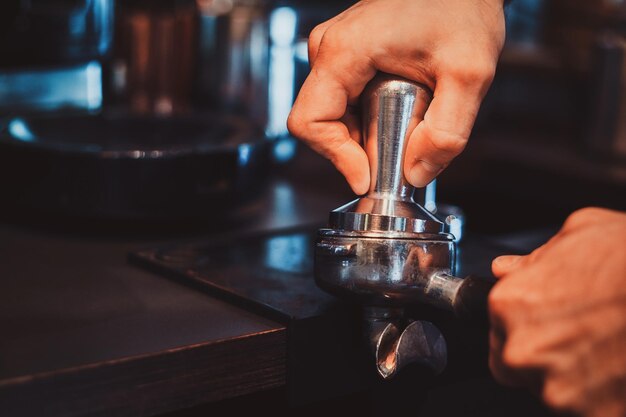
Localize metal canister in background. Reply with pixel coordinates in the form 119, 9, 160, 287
112, 0, 199, 115
195, 0, 269, 127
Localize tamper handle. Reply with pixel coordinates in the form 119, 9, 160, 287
362, 74, 432, 201
453, 275, 496, 320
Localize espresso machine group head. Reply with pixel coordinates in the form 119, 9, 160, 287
314, 74, 492, 379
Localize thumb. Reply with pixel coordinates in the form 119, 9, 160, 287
403, 76, 486, 188
492, 255, 523, 278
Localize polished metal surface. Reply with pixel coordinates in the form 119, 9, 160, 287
363, 308, 447, 379
315, 232, 459, 309
372, 320, 447, 379
419, 179, 466, 242
364, 76, 430, 200
317, 74, 463, 311
314, 74, 490, 379
329, 198, 442, 234
196, 0, 269, 127
329, 74, 443, 234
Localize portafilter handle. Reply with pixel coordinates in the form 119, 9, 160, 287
362, 74, 433, 201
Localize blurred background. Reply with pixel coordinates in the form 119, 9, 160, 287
0, 2, 625, 416
0, 0, 624, 232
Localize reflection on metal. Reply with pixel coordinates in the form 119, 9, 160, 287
420, 180, 465, 243
424, 180, 437, 213
444, 211, 464, 243
315, 74, 489, 379
316, 231, 459, 309
366, 310, 447, 379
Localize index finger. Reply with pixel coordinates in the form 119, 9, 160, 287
287, 45, 376, 194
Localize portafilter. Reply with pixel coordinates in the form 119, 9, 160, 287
314, 73, 493, 379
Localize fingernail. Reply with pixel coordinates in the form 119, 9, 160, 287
408, 161, 443, 187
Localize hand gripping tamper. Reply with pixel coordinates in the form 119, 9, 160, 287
314, 74, 493, 379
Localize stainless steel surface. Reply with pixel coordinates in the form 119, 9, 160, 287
317, 74, 462, 310
416, 180, 466, 242
364, 76, 430, 200
364, 307, 447, 380
379, 322, 446, 379
329, 74, 443, 234
364, 307, 448, 379
315, 232, 458, 309
329, 198, 443, 234
314, 74, 486, 379
196, 0, 269, 127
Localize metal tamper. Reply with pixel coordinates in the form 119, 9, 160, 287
314, 74, 493, 379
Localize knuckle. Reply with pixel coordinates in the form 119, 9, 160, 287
562, 207, 604, 231
447, 58, 496, 88
319, 25, 350, 51
487, 291, 502, 318
488, 282, 536, 326
308, 24, 326, 54
286, 111, 306, 139
501, 342, 528, 370
524, 246, 544, 264
426, 125, 468, 156
309, 24, 325, 43
542, 381, 576, 412
487, 284, 510, 318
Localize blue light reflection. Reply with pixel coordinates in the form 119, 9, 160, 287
8, 119, 35, 142
267, 7, 298, 138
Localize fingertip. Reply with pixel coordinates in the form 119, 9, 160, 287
349, 176, 370, 196
335, 153, 370, 195
407, 161, 442, 188
492, 255, 523, 277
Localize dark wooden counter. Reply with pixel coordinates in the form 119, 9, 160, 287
0, 146, 565, 417
0, 221, 289, 417
0, 147, 355, 417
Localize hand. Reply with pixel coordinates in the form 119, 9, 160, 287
287, 0, 505, 194
489, 208, 626, 417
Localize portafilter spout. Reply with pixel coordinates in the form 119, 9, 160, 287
314, 73, 494, 379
